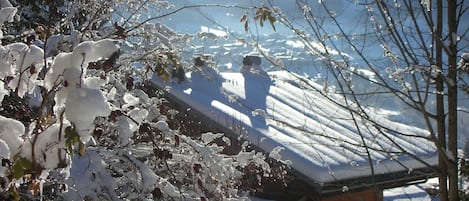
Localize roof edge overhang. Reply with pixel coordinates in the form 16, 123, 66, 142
294, 166, 437, 196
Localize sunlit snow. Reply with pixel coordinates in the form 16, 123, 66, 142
152, 66, 438, 184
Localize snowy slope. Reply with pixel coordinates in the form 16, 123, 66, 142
152, 68, 438, 185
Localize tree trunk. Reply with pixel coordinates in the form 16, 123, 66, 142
435, 1, 448, 200
447, 0, 459, 200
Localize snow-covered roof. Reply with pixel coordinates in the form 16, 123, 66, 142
151, 68, 438, 185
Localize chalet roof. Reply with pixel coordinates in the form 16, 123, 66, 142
151, 68, 438, 188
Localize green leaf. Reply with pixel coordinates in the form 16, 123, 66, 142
65, 126, 81, 156
8, 187, 20, 201
161, 70, 171, 82
240, 14, 247, 22
78, 142, 86, 156
156, 65, 171, 82
268, 15, 277, 31
252, 7, 277, 31
12, 157, 32, 179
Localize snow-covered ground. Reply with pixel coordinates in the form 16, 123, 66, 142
383, 178, 439, 201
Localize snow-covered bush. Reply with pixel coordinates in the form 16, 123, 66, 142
0, 1, 281, 200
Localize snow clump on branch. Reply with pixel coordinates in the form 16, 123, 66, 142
0, 1, 286, 199
46, 39, 119, 143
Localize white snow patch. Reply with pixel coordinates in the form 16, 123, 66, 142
124, 152, 158, 192
0, 7, 16, 25
84, 76, 107, 89
0, 0, 13, 8
0, 115, 24, 159
286, 40, 305, 49
0, 139, 10, 177
462, 53, 469, 62
45, 39, 119, 90
252, 109, 267, 118
269, 146, 284, 161
421, 0, 431, 11
384, 177, 438, 201
115, 116, 133, 146
200, 26, 227, 38
356, 68, 377, 82
123, 92, 140, 107
64, 150, 119, 200
155, 120, 170, 132
1, 44, 44, 98
0, 81, 7, 102
65, 88, 111, 143
201, 132, 224, 144
22, 122, 70, 169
